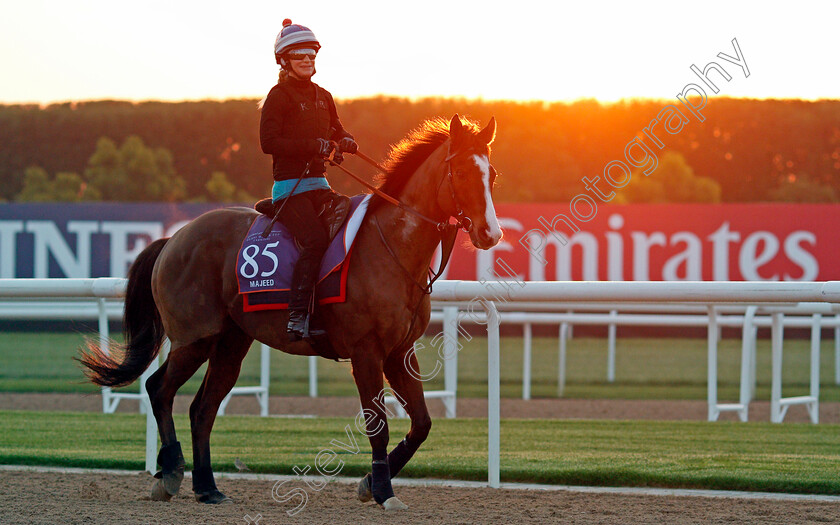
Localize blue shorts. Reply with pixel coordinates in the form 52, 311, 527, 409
272, 177, 331, 202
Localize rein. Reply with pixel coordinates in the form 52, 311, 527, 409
331, 148, 464, 288
327, 146, 474, 233
332, 147, 470, 350
374, 214, 460, 353
373, 215, 459, 296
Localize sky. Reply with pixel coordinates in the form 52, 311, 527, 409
0, 0, 837, 105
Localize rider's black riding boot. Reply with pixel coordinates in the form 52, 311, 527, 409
287, 262, 326, 342
321, 193, 351, 240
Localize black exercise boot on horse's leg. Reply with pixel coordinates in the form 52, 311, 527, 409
351, 352, 408, 510
358, 348, 433, 503
384, 350, 433, 477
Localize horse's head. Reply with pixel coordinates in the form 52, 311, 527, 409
442, 114, 502, 250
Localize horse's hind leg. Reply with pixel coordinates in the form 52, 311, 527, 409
145, 340, 210, 501
188, 323, 253, 504
358, 348, 431, 506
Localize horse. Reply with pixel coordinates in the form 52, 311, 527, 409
79, 114, 501, 509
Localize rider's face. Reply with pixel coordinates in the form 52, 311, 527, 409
288, 55, 315, 80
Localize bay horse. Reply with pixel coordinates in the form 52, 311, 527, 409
79, 114, 501, 509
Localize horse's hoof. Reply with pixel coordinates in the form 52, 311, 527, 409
195, 490, 232, 504
382, 496, 408, 511
151, 466, 183, 501
357, 473, 372, 502
161, 469, 184, 496
150, 479, 173, 502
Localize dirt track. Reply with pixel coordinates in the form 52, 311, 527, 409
2, 394, 840, 524
2, 469, 840, 525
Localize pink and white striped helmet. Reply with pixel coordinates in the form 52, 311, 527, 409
274, 19, 320, 65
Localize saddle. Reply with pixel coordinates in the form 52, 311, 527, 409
254, 191, 352, 241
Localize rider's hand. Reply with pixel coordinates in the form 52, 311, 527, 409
338, 137, 358, 154
314, 138, 336, 158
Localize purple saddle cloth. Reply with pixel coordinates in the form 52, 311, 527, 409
237, 195, 370, 311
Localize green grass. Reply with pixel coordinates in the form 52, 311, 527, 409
1, 410, 839, 494
1, 330, 839, 401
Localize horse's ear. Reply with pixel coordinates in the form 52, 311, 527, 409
449, 114, 463, 139
477, 116, 496, 145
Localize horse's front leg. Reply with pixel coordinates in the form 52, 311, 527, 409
358, 347, 431, 504
351, 353, 408, 510
383, 348, 432, 477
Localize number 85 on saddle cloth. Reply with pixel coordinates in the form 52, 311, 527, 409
237, 194, 370, 311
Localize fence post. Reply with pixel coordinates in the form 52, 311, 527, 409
522, 322, 532, 400
770, 312, 784, 423
558, 322, 569, 397
143, 340, 163, 474
442, 306, 459, 418
738, 306, 758, 421
308, 356, 318, 398
260, 344, 270, 417
97, 298, 112, 413
809, 314, 821, 424
707, 306, 719, 421
834, 317, 840, 385
483, 300, 501, 489
607, 310, 617, 383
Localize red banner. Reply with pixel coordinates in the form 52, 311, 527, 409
440, 204, 840, 282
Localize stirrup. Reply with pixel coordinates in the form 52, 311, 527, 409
287, 326, 327, 342
287, 312, 326, 342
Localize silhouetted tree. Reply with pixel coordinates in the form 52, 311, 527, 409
16, 166, 101, 202
2, 97, 839, 203
84, 136, 185, 201
768, 173, 837, 202
203, 171, 255, 203
620, 151, 721, 203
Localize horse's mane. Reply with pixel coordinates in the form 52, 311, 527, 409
369, 117, 482, 211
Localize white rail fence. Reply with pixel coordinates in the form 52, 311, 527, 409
2, 278, 840, 486
0, 296, 275, 417
431, 280, 840, 487
431, 301, 840, 395
429, 303, 840, 422
5, 298, 837, 420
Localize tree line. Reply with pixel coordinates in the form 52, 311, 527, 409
0, 96, 837, 203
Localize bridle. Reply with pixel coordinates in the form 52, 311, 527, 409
440, 143, 474, 234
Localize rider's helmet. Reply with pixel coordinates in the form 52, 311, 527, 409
274, 19, 321, 68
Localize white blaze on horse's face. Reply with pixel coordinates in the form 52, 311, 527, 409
472, 154, 503, 245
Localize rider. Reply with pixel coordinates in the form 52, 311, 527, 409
260, 19, 358, 342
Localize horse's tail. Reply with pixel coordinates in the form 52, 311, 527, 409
78, 237, 169, 387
